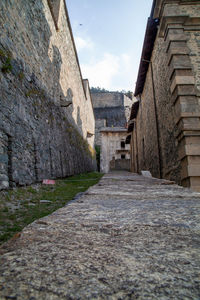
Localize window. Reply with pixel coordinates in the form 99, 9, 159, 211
47, 0, 61, 31
121, 141, 125, 149
121, 154, 125, 159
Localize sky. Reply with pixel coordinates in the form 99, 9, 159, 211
66, 0, 153, 92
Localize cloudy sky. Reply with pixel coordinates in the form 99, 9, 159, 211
67, 0, 152, 92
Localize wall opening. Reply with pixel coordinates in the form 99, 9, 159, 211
121, 154, 125, 159
121, 141, 125, 149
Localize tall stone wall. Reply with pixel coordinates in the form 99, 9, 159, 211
132, 0, 200, 191
0, 0, 96, 189
135, 36, 181, 181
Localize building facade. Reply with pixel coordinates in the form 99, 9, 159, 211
129, 0, 200, 191
91, 91, 132, 172
0, 0, 96, 189
100, 128, 130, 173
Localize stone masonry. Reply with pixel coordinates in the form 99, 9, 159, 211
91, 92, 133, 146
130, 0, 200, 191
0, 0, 96, 189
0, 171, 200, 299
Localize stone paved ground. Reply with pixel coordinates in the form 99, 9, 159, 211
0, 171, 200, 299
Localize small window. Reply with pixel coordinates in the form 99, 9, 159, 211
121, 141, 125, 149
121, 154, 125, 159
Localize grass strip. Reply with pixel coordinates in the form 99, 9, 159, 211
0, 172, 103, 245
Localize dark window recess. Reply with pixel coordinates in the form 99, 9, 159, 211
47, 0, 61, 31
121, 154, 125, 159
121, 141, 125, 149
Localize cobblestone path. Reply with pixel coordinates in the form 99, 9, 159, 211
0, 172, 200, 299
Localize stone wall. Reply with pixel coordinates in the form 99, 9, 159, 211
91, 92, 132, 146
131, 0, 200, 191
92, 92, 124, 108
100, 129, 130, 173
0, 0, 96, 189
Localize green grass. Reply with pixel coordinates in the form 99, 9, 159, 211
0, 172, 103, 245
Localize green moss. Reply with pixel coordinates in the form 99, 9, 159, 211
1, 57, 12, 73
25, 88, 45, 100
0, 49, 12, 73
0, 172, 103, 245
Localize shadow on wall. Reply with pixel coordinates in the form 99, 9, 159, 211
0, 0, 91, 188
94, 106, 128, 128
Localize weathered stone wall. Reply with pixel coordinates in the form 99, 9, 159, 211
100, 129, 130, 173
134, 29, 181, 181
92, 92, 124, 108
0, 0, 96, 189
91, 92, 132, 146
132, 0, 200, 190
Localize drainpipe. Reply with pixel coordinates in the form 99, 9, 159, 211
142, 59, 162, 178
134, 119, 139, 173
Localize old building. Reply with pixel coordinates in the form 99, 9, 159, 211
0, 0, 96, 189
128, 0, 200, 191
91, 91, 132, 172
100, 127, 130, 173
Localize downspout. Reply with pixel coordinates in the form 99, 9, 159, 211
142, 59, 162, 178
135, 120, 139, 173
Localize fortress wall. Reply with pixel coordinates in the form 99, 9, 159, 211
0, 0, 96, 189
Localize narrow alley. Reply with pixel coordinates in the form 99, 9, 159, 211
0, 172, 200, 299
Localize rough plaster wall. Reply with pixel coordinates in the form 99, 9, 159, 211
0, 0, 96, 188
100, 132, 130, 173
83, 80, 95, 148
95, 119, 106, 146
136, 35, 181, 182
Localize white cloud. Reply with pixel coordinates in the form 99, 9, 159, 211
74, 35, 136, 90
74, 36, 94, 52
81, 53, 120, 89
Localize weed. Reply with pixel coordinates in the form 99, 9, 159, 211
0, 49, 12, 73
25, 88, 45, 100
1, 57, 12, 73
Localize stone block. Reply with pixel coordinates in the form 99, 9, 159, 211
174, 96, 199, 117
190, 176, 200, 192
188, 165, 200, 177
167, 42, 189, 65
179, 143, 200, 160
166, 40, 189, 54
171, 85, 196, 104
169, 54, 192, 69
170, 75, 195, 93
170, 69, 194, 81
175, 112, 200, 125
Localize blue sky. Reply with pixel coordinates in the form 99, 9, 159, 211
67, 0, 153, 92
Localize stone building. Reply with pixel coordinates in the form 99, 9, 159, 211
128, 0, 200, 191
100, 128, 130, 173
92, 92, 133, 146
0, 0, 96, 189
91, 92, 132, 172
